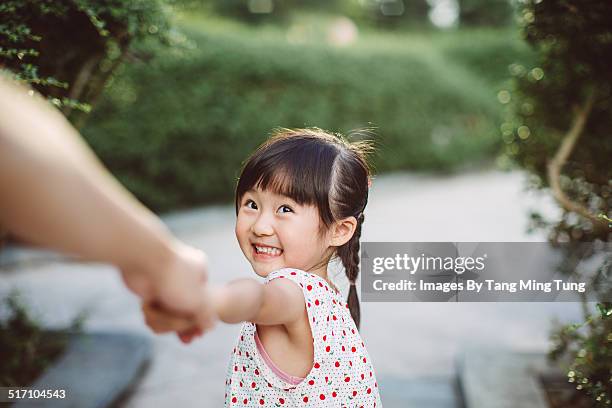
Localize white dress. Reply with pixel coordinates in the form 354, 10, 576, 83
224, 268, 383, 407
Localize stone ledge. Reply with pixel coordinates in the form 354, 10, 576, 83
0, 245, 66, 271
378, 376, 463, 408
14, 332, 151, 408
458, 349, 551, 408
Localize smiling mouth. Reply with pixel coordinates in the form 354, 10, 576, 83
252, 244, 283, 257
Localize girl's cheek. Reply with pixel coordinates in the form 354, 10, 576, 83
235, 216, 249, 236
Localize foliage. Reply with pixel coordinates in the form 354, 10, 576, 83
0, 0, 170, 124
202, 0, 431, 29
549, 302, 612, 407
503, 0, 612, 243
205, 0, 296, 24
359, 0, 431, 29
198, 0, 518, 30
458, 0, 513, 27
0, 291, 85, 387
502, 1, 612, 406
438, 29, 536, 87
82, 23, 530, 211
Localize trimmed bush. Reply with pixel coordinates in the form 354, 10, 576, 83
83, 22, 532, 211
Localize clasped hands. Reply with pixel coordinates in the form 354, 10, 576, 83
122, 242, 218, 344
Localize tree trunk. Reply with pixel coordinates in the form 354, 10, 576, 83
546, 91, 608, 235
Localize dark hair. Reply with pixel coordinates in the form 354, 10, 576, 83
235, 128, 372, 330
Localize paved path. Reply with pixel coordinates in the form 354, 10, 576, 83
0, 170, 583, 407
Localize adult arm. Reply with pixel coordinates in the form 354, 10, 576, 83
0, 77, 212, 334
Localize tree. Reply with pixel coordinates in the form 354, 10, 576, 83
504, 0, 611, 241
0, 0, 169, 128
504, 1, 612, 406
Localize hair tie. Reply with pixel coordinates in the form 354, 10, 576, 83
349, 281, 357, 286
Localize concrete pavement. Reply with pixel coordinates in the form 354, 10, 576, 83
0, 170, 583, 407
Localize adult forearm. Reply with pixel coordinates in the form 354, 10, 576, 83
0, 77, 174, 275
213, 279, 264, 324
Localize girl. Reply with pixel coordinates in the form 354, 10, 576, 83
147, 128, 382, 407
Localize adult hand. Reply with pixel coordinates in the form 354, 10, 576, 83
141, 282, 221, 344
122, 242, 216, 342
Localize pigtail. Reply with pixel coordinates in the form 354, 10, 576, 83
338, 212, 365, 330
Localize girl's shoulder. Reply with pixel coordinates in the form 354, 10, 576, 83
266, 268, 341, 297
265, 267, 309, 282
265, 268, 348, 331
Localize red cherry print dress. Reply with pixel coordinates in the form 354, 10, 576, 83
224, 268, 382, 407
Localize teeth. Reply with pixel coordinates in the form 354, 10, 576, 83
255, 246, 282, 256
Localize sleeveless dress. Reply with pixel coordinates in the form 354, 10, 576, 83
224, 268, 383, 407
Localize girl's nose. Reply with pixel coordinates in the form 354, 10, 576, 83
251, 213, 274, 236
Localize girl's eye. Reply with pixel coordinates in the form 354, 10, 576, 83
277, 205, 293, 214
245, 199, 258, 210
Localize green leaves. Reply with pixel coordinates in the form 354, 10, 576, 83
0, 0, 171, 117
83, 23, 521, 211
505, 0, 612, 243
510, 6, 612, 401
596, 303, 612, 319
549, 302, 612, 407
0, 291, 84, 387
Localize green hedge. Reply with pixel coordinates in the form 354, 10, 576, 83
83, 23, 532, 212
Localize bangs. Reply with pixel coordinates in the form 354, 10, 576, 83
235, 135, 340, 225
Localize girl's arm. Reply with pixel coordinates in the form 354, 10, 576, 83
211, 278, 305, 326
143, 277, 306, 336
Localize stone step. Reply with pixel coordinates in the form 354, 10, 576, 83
457, 349, 551, 408
0, 245, 66, 270
378, 376, 464, 408
13, 332, 151, 408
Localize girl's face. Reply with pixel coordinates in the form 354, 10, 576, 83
235, 187, 332, 278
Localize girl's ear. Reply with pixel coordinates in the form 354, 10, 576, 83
329, 216, 358, 247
